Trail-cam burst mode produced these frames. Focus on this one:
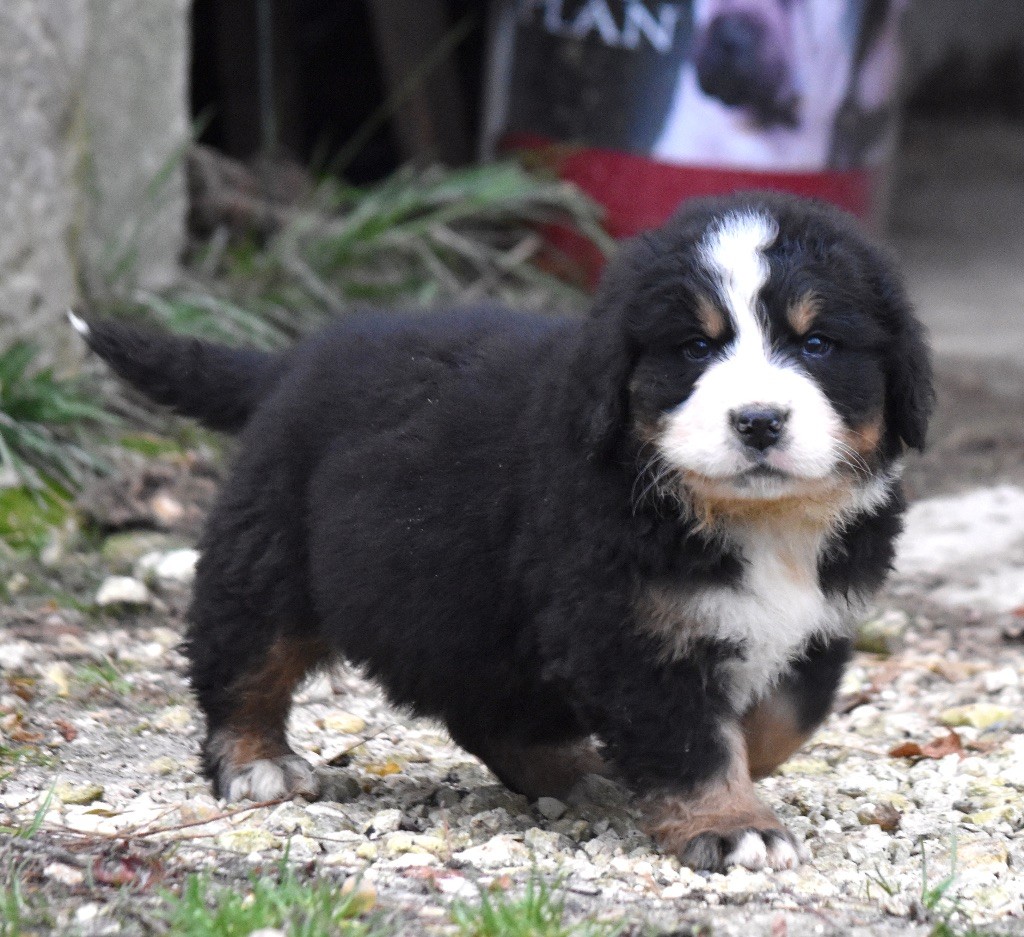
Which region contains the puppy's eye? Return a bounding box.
[682,338,713,361]
[802,334,833,357]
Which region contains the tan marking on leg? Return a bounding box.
[483,738,606,799]
[212,634,331,797]
[229,635,330,735]
[696,294,727,340]
[644,725,780,845]
[229,729,293,764]
[786,293,819,335]
[742,691,811,780]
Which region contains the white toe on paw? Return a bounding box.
[766,836,800,870]
[224,757,318,803]
[725,830,769,870]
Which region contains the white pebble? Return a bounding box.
[136,549,199,587]
[95,576,151,607]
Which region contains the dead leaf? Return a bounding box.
[929,660,977,682]
[859,802,902,832]
[9,726,44,744]
[489,875,513,892]
[7,676,37,702]
[53,719,78,742]
[340,877,376,914]
[836,690,874,714]
[889,730,964,761]
[91,855,164,891]
[402,867,461,890]
[362,760,402,777]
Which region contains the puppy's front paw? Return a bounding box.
[645,778,805,873]
[676,826,801,872]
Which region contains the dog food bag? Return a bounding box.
[483,0,907,257]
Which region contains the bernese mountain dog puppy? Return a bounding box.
[74,192,932,873]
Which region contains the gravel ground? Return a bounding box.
[1,370,1023,936]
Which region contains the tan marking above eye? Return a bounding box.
[786,294,819,336]
[695,295,727,340]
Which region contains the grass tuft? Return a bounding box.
[0,485,73,557]
[0,866,53,937]
[0,342,118,491]
[163,869,380,937]
[913,837,1008,937]
[107,160,610,354]
[451,876,616,937]
[0,877,27,937]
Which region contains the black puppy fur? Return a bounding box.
[78,192,931,872]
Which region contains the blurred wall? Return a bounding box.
[0,0,190,366]
[903,0,1024,118]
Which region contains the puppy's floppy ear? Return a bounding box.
[569,247,644,457]
[572,313,635,457]
[882,290,934,453]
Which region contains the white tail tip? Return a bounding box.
[67,309,90,337]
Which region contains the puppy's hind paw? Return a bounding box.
[222,755,321,803]
[682,827,802,873]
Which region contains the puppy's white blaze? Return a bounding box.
[725,830,769,870]
[67,309,90,337]
[700,211,775,358]
[658,211,844,483]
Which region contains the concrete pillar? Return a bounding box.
[0,1,88,364]
[0,0,190,367]
[80,0,191,298]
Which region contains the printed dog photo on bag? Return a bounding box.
[491,0,907,172]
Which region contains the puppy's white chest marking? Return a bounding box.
[644,522,846,711]
[713,523,844,710]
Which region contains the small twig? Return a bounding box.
[36,798,287,847]
[323,725,394,765]
[805,740,888,758]
[0,833,92,868]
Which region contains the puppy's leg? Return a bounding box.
[584,641,802,872]
[644,724,801,872]
[743,636,851,779]
[469,736,607,800]
[185,446,341,802]
[194,630,332,802]
[447,687,606,799]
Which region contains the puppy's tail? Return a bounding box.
[69,311,284,433]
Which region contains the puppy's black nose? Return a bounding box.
[731,407,788,451]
